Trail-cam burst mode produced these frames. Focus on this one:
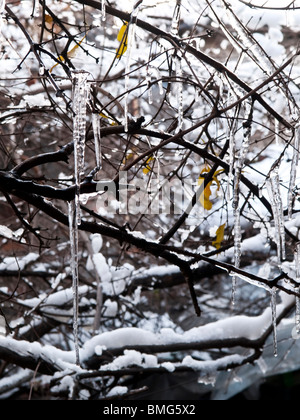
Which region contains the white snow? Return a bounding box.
[0,253,39,271]
[106,386,128,397]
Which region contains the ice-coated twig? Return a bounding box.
[220,0,275,77]
[288,124,300,219]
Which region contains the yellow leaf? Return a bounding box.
[50,34,87,73]
[122,151,135,165]
[212,223,226,249]
[198,166,223,210]
[143,156,154,175]
[116,22,128,58]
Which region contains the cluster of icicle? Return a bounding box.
[67,0,300,364]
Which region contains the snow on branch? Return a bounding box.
[0,292,294,380]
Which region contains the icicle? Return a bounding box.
[101,0,106,21]
[146,69,153,105]
[68,200,80,366]
[231,102,252,305]
[175,54,184,132]
[70,70,90,366]
[226,129,235,202]
[231,208,241,306]
[72,70,90,225]
[92,112,102,169]
[275,119,280,146]
[288,125,300,219]
[295,243,300,335]
[124,2,141,132]
[171,0,181,37]
[0,0,5,36]
[271,287,278,357]
[146,67,164,105]
[267,170,286,263]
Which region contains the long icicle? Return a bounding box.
[70,70,90,366]
[68,200,80,366]
[231,101,253,305]
[92,112,102,170]
[267,169,286,264]
[295,243,300,335]
[271,287,278,357]
[124,1,142,132]
[288,124,300,219]
[72,70,90,225]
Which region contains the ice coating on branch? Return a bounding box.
[220,0,275,77]
[72,71,90,225]
[267,170,286,263]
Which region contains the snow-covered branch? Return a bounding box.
[2,0,300,399]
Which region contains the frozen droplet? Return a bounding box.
[39,66,45,76]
